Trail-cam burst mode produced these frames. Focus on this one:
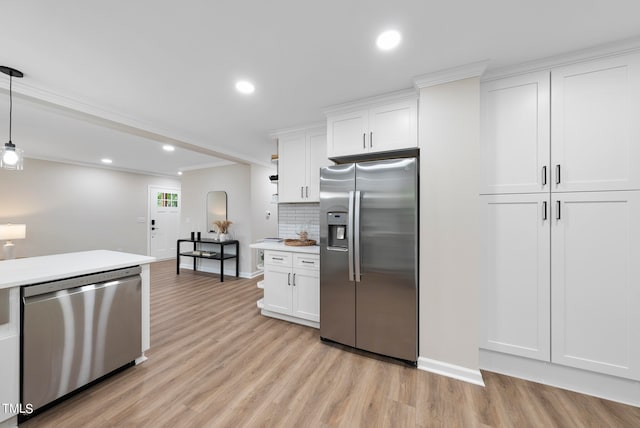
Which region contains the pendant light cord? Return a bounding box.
[8,73,12,142]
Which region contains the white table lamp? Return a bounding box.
[0,223,26,260]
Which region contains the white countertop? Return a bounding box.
[250,241,320,254]
[0,250,156,289]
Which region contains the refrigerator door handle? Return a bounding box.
[354,190,361,282]
[348,190,355,282]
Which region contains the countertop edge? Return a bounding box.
[250,242,320,254]
[0,250,156,289]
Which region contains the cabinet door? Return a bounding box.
[551,53,640,192]
[0,288,19,423]
[368,100,418,153]
[480,194,551,361]
[326,110,368,158]
[551,191,640,380]
[481,72,550,194]
[278,134,307,202]
[306,131,329,202]
[263,265,293,315]
[292,268,319,322]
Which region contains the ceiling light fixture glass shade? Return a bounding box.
[0,66,24,170]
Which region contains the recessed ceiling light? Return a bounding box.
[235,80,255,94]
[163,144,175,152]
[376,30,402,51]
[178,171,183,176]
[101,158,113,164]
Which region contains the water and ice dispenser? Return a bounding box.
[327,212,348,249]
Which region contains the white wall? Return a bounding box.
[250,164,278,269]
[0,158,180,258]
[418,78,481,373]
[180,163,276,277]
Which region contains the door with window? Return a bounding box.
[149,187,181,260]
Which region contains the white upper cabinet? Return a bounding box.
[551,52,640,192]
[326,110,369,158]
[480,193,551,361]
[306,130,329,201]
[278,128,330,203]
[481,71,550,194]
[367,101,418,153]
[326,92,418,159]
[551,191,640,380]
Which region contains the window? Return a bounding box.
[157,192,179,208]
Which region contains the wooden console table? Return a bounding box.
[176,239,239,282]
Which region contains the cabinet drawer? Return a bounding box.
[264,251,292,267]
[294,254,320,270]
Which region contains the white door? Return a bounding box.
[368,100,418,153]
[480,193,551,361]
[278,134,307,203]
[551,52,640,192]
[481,71,550,194]
[149,186,181,260]
[551,191,640,380]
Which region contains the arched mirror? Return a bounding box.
[207,191,227,232]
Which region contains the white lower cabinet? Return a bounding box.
[263,250,319,326]
[481,191,640,380]
[551,191,640,380]
[480,193,550,361]
[0,288,20,424]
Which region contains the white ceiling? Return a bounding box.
[1,1,640,176]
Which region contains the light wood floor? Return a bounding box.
[22,260,640,427]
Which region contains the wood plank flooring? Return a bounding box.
[21,260,640,427]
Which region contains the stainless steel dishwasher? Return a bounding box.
[21,266,142,415]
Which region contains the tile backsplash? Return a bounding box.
[278,203,320,241]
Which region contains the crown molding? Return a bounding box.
[322,88,417,116]
[413,60,489,89]
[482,35,640,82]
[268,121,326,140]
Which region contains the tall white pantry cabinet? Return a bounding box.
[480,51,640,382]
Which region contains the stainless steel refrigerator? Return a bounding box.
[319,157,418,363]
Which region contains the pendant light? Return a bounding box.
[0,66,24,170]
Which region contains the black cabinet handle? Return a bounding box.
[556,165,561,185]
[370,131,373,148]
[292,273,296,286]
[556,200,561,220]
[543,201,547,221]
[363,133,366,149]
[288,272,291,285]
[542,166,547,186]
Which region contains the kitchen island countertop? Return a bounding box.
[250,241,320,254]
[0,250,156,290]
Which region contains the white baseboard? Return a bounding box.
[418,357,485,386]
[260,309,319,329]
[135,354,148,365]
[480,349,640,407]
